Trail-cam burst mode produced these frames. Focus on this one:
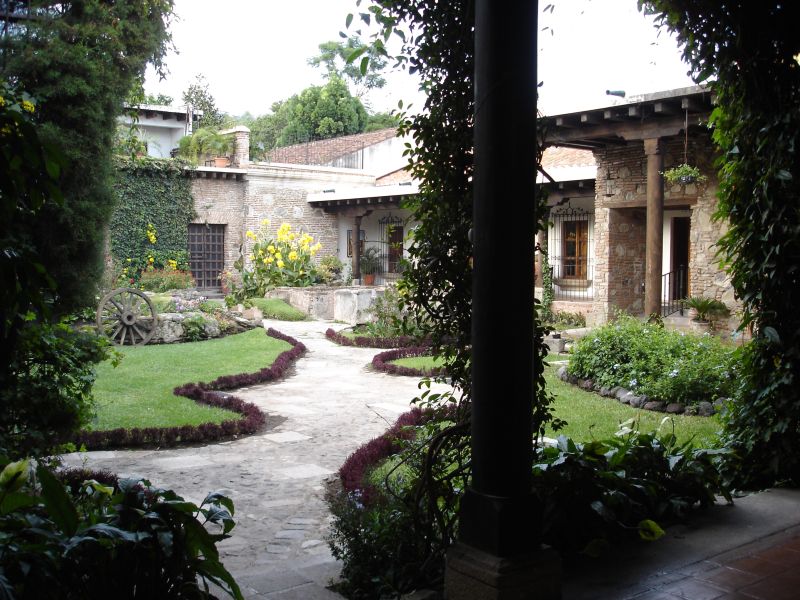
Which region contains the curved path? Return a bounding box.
[63,319,452,598]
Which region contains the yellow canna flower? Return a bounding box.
[263,258,268,264]
[266,256,274,264]
[288,251,298,261]
[21,100,35,113]
[277,260,285,269]
[267,245,275,254]
[246,230,256,240]
[0,96,5,107]
[261,218,270,226]
[275,252,282,261]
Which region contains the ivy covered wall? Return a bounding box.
[110,157,196,279]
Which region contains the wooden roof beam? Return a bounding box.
[654,100,680,115]
[555,115,580,128]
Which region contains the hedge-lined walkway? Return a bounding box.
[62,318,452,598]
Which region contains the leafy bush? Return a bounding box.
[317,255,345,285]
[363,286,427,339]
[327,413,730,598]
[567,315,739,405]
[0,459,242,600]
[137,267,194,292]
[236,221,321,294]
[182,315,208,342]
[0,322,111,459]
[547,310,586,329]
[683,296,730,322]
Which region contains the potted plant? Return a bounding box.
[359,246,382,285]
[683,296,730,323]
[177,128,232,166]
[662,163,707,185]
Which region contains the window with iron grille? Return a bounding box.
[547,204,594,300]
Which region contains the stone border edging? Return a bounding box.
[74,328,306,450]
[555,365,724,417]
[325,327,423,349]
[372,346,446,377]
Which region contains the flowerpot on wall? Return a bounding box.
[214,156,230,168]
[363,274,376,286]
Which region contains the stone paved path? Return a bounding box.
[62,319,452,598]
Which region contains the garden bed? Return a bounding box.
[75,328,305,449]
[325,327,424,349]
[371,347,446,377]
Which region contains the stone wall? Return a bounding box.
[191,164,375,279]
[590,135,734,325]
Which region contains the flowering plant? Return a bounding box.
[241,220,321,290]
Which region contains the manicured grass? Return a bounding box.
[246,297,307,321]
[391,355,447,373]
[91,329,292,430]
[544,364,722,447]
[379,355,722,447]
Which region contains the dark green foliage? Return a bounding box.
[0,460,242,599]
[275,77,368,147]
[182,74,225,129]
[568,314,738,406]
[0,0,175,312]
[0,323,111,459]
[308,35,388,96]
[365,112,400,132]
[137,268,194,293]
[327,417,729,597]
[110,157,196,282]
[641,1,800,487]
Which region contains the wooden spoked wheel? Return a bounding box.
[96,287,158,346]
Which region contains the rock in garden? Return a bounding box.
[600,386,614,397]
[684,405,699,416]
[579,379,594,391]
[698,401,715,417]
[628,394,645,408]
[615,388,630,401]
[665,402,685,414]
[643,401,666,412]
[556,365,568,381]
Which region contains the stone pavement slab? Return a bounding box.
[62,318,452,597]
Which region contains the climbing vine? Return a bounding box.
[110,156,196,282]
[641,1,800,488]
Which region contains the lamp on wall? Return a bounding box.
[606,90,626,98]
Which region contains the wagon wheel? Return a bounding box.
[96,287,158,346]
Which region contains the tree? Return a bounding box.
[0,0,175,312]
[182,74,224,129]
[144,92,174,105]
[365,111,400,132]
[269,77,367,148]
[308,35,388,98]
[641,1,800,488]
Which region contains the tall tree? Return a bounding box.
[641,1,800,488]
[182,73,224,129]
[0,0,175,311]
[308,35,388,98]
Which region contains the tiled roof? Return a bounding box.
[265,128,398,166]
[541,146,595,168]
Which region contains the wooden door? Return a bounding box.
[388,225,404,273]
[563,220,588,279]
[189,224,225,289]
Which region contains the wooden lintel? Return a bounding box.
[546,113,696,145]
[603,109,627,122]
[605,196,698,209]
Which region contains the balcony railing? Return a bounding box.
[661,266,688,317]
[549,262,594,301]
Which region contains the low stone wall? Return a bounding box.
[150,311,255,344]
[267,286,386,324]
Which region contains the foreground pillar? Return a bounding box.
[644,138,664,317]
[445,1,561,598]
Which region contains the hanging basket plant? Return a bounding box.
[663,163,707,185]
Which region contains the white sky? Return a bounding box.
[144,0,696,118]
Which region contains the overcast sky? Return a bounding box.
[143,0,696,118]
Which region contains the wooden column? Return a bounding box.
[446,1,560,597]
[352,215,362,282]
[644,137,664,317]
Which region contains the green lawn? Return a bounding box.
[90,329,291,430]
[246,298,307,321]
[391,355,447,373]
[383,355,722,447]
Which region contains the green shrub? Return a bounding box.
[0,459,242,599]
[317,255,345,285]
[137,268,194,292]
[182,315,208,342]
[567,315,739,405]
[362,286,426,339]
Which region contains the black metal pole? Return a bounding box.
[458,0,537,557]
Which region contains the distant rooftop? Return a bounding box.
[264,128,398,167]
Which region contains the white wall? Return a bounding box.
[661,209,692,275]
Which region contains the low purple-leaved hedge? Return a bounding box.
[325,327,425,349]
[338,408,431,506]
[372,346,446,377]
[74,328,306,450]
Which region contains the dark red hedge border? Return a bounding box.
[372,346,446,377]
[325,327,425,349]
[74,328,306,450]
[338,408,430,506]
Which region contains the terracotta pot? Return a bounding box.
[213,156,230,168]
[363,274,376,285]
